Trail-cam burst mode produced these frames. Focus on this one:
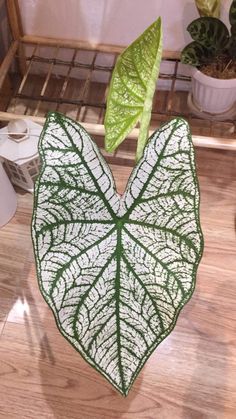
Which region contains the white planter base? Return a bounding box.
[192,69,236,114]
[187,92,236,125]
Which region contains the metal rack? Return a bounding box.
[0,0,235,165]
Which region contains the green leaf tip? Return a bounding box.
[104,17,163,161]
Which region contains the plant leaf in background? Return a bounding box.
[187,17,229,51]
[229,26,236,58]
[231,23,236,37]
[195,0,221,17]
[229,1,236,58]
[32,113,203,396]
[229,0,236,27]
[181,41,213,65]
[105,17,162,162]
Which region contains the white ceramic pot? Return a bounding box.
[0,160,17,227]
[191,68,236,114]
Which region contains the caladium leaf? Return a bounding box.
[181,41,213,66]
[32,112,203,396]
[104,17,162,162]
[187,17,229,51]
[195,0,221,17]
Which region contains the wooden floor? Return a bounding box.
[0,147,236,419]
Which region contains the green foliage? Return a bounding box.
[229,3,236,58]
[181,0,236,68]
[231,23,236,37]
[105,17,162,161]
[230,0,236,27]
[32,113,203,396]
[181,41,214,66]
[195,0,221,17]
[187,17,229,50]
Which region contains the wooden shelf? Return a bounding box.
[0,0,235,165]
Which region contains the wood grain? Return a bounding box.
[0,150,236,419]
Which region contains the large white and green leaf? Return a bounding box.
[32,112,203,396]
[104,17,162,161]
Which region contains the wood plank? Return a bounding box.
[6,0,27,74]
[0,41,18,90]
[21,35,181,59]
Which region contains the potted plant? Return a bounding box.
[181,0,236,114]
[32,18,204,395]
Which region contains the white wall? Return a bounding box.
[19,0,232,51]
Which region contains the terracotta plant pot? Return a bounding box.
[191,68,236,114]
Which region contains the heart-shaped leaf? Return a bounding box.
[32,112,203,396]
[181,41,214,66]
[104,17,162,161]
[187,17,229,51]
[195,0,221,17]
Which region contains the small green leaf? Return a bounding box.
[105,17,162,161]
[195,0,221,17]
[32,112,203,396]
[181,41,213,66]
[230,0,236,26]
[188,17,229,51]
